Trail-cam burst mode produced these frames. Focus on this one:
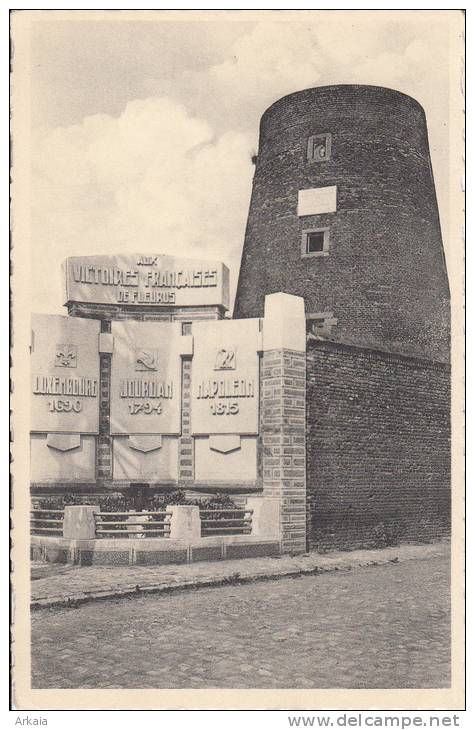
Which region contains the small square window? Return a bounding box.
[307,133,331,162]
[181,322,192,335]
[307,231,325,253]
[301,228,330,258]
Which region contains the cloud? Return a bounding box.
[171,21,446,133]
[171,23,326,139]
[31,97,254,313]
[207,23,324,101]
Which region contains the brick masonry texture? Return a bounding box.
[306,340,451,551]
[225,543,281,559]
[96,349,112,481]
[135,549,188,565]
[234,85,450,363]
[178,358,193,483]
[260,349,306,553]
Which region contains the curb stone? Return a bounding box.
[30,542,449,611]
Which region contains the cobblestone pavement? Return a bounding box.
[31,542,448,608]
[31,554,450,689]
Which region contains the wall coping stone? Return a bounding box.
[306,338,450,370]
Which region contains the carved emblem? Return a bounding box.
[214,348,236,370]
[55,344,77,368]
[135,349,158,371]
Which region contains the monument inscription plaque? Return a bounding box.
[63,254,230,310]
[110,321,182,435]
[191,319,261,435]
[31,314,100,434]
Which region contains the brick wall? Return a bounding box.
[235,85,450,363]
[306,340,451,551]
[96,319,113,482]
[178,358,193,483]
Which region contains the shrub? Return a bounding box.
[33,490,241,515]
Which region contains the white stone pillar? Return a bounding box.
[246,496,280,539]
[168,504,201,541]
[63,505,99,540]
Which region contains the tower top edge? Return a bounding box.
[261,84,425,121]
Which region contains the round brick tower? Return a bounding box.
[234,85,450,362]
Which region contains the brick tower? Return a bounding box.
[235,85,451,550]
[234,85,450,363]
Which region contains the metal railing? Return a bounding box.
[30,508,64,536]
[200,508,253,537]
[94,511,172,538]
[30,506,255,539]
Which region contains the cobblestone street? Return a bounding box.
[31,554,450,689]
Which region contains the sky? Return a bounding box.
[20,10,461,314]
